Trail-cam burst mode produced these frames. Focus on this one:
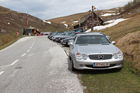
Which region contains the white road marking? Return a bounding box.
[26,41,35,54]
[26,49,30,53]
[0,71,5,75]
[10,59,19,66]
[31,41,35,48]
[29,47,32,49]
[0,59,19,69]
[28,53,34,57]
[21,53,27,57]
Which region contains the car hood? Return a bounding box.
[76,44,120,54]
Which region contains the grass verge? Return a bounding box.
[79,61,140,93]
[0,36,22,50]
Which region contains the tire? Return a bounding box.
[66,42,68,47]
[68,57,76,71]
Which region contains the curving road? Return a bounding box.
[0,36,83,93]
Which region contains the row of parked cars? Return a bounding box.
[48,29,124,71]
[48,29,84,46]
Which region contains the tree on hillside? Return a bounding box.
[124,0,140,11]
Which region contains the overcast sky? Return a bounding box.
[0,0,133,20]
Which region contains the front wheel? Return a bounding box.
[68,57,76,71]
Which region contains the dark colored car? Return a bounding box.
[53,32,76,43]
[48,32,62,40]
[61,37,75,47]
[48,32,57,40]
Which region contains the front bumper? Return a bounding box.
[73,59,123,70]
[61,41,67,45]
[56,38,65,42]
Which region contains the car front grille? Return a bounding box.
[89,54,112,60]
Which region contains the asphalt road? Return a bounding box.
[0,36,83,93]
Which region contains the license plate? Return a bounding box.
[93,63,110,67]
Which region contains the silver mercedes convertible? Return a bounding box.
[68,32,124,71]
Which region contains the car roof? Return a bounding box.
[76,32,104,36]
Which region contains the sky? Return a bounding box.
[0,0,133,20]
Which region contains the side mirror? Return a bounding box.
[106,36,111,40]
[68,40,74,46]
[112,41,116,45]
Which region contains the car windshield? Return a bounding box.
[63,32,75,36]
[55,32,63,35]
[76,35,110,44]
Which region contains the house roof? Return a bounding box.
[73,11,103,27]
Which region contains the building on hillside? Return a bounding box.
[73,11,104,31]
[23,27,40,36]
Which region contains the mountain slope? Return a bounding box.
[49,12,89,26]
[100,12,140,73]
[49,8,121,27]
[49,1,140,28]
[0,6,67,47]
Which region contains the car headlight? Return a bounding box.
[113,51,123,59]
[76,53,88,60]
